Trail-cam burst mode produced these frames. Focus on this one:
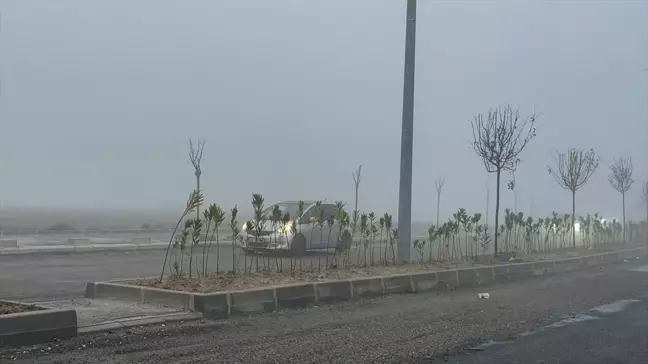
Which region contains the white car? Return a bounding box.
[241,201,351,256]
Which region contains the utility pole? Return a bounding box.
[397,0,417,264]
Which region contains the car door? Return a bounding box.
[298,204,337,250]
[312,204,336,249]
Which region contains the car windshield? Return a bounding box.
[261,203,305,220]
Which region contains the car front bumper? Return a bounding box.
[242,234,291,252]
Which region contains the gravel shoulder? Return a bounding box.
[3,260,647,363]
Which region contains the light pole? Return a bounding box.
[397,0,417,263]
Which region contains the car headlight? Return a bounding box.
[279,220,294,233]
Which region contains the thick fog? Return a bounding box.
[1,0,647,223]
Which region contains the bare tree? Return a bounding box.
[642,181,648,243]
[548,148,601,248]
[189,139,206,218]
[434,177,445,226]
[471,105,538,256]
[608,157,634,242]
[352,165,363,213]
[643,181,648,247]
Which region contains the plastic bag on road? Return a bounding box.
[478,293,490,299]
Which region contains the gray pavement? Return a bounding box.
[0,247,377,301]
[35,298,188,328]
[433,297,648,364]
[0,248,237,301]
[2,259,646,363]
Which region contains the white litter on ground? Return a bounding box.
[478,293,490,299]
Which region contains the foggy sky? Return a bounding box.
[1,0,647,222]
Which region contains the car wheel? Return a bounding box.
[290,234,306,257]
[336,230,352,252]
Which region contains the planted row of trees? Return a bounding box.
[469,104,643,256]
[156,107,646,281]
[157,185,637,283]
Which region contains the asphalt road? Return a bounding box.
[0,247,387,301]
[0,249,182,301]
[2,259,647,363]
[433,297,648,364]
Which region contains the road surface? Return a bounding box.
[0,247,387,301]
[432,297,648,363]
[2,259,646,363]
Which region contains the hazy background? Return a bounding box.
[1,0,647,230]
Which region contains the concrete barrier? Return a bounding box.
[229,288,276,314]
[584,255,598,267]
[506,262,535,281]
[85,247,646,320]
[456,268,479,287]
[275,283,316,309]
[316,280,352,302]
[532,261,554,276]
[437,270,459,291]
[0,240,19,249]
[475,267,495,285]
[93,282,143,301]
[0,300,77,347]
[142,287,194,310]
[493,265,509,283]
[193,293,229,319]
[554,257,582,273]
[383,274,413,294]
[411,272,438,292]
[351,277,384,298]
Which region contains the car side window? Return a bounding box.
[322,204,336,222]
[299,206,314,224]
[299,204,336,224]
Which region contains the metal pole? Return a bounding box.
[397,0,417,263]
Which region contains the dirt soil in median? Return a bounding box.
[134,246,624,293]
[0,302,38,315]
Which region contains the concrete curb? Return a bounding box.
[77,312,202,335]
[85,247,647,319]
[0,300,77,347]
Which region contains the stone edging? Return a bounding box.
[0,300,78,347]
[85,247,647,319]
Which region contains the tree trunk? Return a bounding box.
[645,194,648,249]
[572,190,576,248]
[354,185,359,213]
[196,176,201,219]
[485,187,490,227]
[436,191,441,226]
[494,169,501,257]
[622,191,626,243]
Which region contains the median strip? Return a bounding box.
[84,247,647,319]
